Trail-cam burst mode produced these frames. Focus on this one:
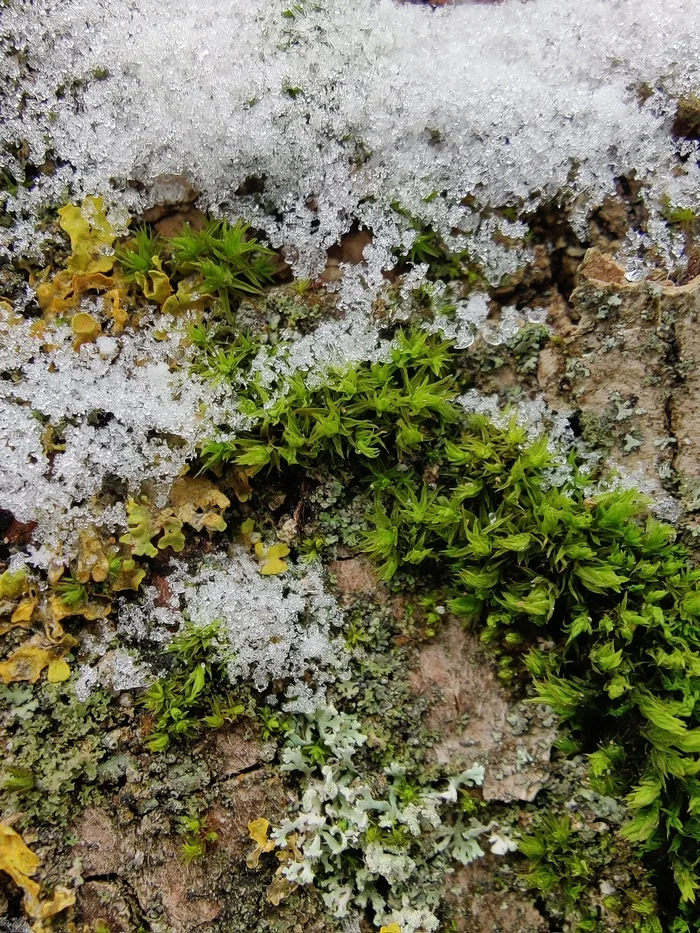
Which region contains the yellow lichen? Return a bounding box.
[0,599,37,636]
[162,277,206,316]
[48,594,111,626]
[110,558,146,593]
[35,267,130,332]
[240,518,257,546]
[255,541,290,576]
[119,498,161,557]
[0,567,28,600]
[10,598,38,625]
[0,633,76,685]
[121,481,230,558]
[103,287,129,332]
[135,255,173,304]
[34,269,73,316]
[71,311,101,349]
[46,657,71,683]
[170,476,230,532]
[228,467,253,503]
[74,526,111,584]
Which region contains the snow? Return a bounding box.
[0,0,695,557]
[1,0,700,283]
[0,305,239,560]
[111,551,348,711]
[181,551,348,711]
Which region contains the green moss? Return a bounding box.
[113,216,277,324]
[177,811,219,862]
[115,225,161,281]
[518,808,662,933]
[142,619,247,751]
[199,330,458,475]
[190,326,700,929]
[167,219,276,323]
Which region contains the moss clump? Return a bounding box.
[199,330,459,475]
[142,619,246,751]
[518,808,661,933]
[193,327,700,929]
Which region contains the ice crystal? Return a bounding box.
[250,307,391,393]
[424,292,531,349]
[2,0,700,281]
[153,551,349,712]
[0,307,237,559]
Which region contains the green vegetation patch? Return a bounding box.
[193,327,700,930]
[142,619,246,751]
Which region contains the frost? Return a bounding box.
[74,648,150,700]
[2,0,700,280]
[249,307,391,393]
[424,293,490,349]
[117,587,182,646]
[457,389,576,454]
[140,551,349,712]
[0,306,238,559]
[73,665,100,703]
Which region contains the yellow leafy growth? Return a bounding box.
[121,480,230,558]
[0,822,75,931]
[162,278,207,316]
[255,541,290,576]
[170,476,231,532]
[246,818,276,869]
[0,633,76,685]
[57,195,116,274]
[48,594,111,626]
[35,268,129,331]
[135,255,173,304]
[74,526,111,584]
[70,526,144,592]
[0,567,28,600]
[0,598,39,637]
[71,311,101,349]
[47,657,71,683]
[110,558,146,593]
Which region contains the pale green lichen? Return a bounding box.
[252,706,488,932]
